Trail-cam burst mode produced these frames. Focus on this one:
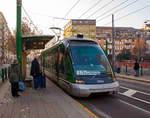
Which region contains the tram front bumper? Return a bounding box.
[71,81,119,97]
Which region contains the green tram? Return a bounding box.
[40,37,119,97]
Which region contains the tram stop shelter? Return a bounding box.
[21,35,54,81]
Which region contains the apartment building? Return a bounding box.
[96,26,146,56]
[63,19,96,40]
[141,22,150,59]
[0,12,12,64]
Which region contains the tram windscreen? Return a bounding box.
[70,44,114,83]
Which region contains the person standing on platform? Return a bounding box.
[134,60,140,77]
[30,57,40,89]
[9,59,21,97]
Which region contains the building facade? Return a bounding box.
[0,12,13,64]
[141,22,150,59]
[96,26,146,58]
[63,19,96,40]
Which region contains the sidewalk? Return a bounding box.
[116,73,150,84]
[0,78,95,118]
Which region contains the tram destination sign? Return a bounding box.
[22,35,54,50]
[25,41,45,50]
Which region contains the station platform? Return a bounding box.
[0,78,94,118]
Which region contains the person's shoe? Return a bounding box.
[16,94,20,97]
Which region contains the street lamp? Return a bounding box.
[49,27,62,41]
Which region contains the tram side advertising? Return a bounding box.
[39,38,119,97]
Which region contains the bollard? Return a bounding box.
[125,65,128,74]
[2,68,5,82]
[140,66,143,76]
[8,66,11,78]
[5,68,7,80]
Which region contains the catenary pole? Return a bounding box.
[112,14,115,71]
[16,0,22,76]
[105,38,108,56]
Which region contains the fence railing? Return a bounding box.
[116,62,150,76]
[0,64,11,83]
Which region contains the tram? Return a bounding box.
[40,37,119,97]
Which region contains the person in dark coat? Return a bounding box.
[30,57,40,89]
[30,57,40,77]
[134,60,140,76]
[9,59,21,97]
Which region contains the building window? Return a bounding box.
[91,33,95,36]
[73,21,77,24]
[73,27,78,30]
[85,21,88,24]
[73,34,77,37]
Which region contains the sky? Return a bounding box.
[0,0,150,35]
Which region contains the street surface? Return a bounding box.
[74,78,150,118]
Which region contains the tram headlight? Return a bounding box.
[109,73,116,82]
[112,77,116,82]
[75,78,85,84]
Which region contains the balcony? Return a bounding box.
[125,42,130,45]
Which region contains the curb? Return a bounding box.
[116,74,150,84]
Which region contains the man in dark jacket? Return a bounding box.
[134,60,140,76]
[9,59,20,97]
[30,57,40,77]
[30,57,40,89]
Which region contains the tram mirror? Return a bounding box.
[65,48,70,55]
[60,47,65,54]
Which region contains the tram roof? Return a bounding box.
[22,35,55,50]
[62,37,97,46]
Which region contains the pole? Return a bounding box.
[105,38,108,56]
[16,0,22,76]
[112,14,115,71]
[138,33,140,62]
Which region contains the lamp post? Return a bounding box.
[16,0,22,65]
[112,14,115,71]
[49,27,61,41]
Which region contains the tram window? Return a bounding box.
[58,52,64,73]
[64,55,71,75]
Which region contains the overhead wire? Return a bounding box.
[64,0,81,18]
[24,11,70,20]
[97,0,140,23]
[104,4,150,26]
[22,6,39,33]
[78,0,103,18]
[95,0,129,19]
[58,0,81,27]
[86,0,115,19]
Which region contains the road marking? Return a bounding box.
[122,89,137,97]
[119,92,150,105]
[74,100,99,118]
[119,99,150,114]
[74,99,112,118]
[120,86,150,96]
